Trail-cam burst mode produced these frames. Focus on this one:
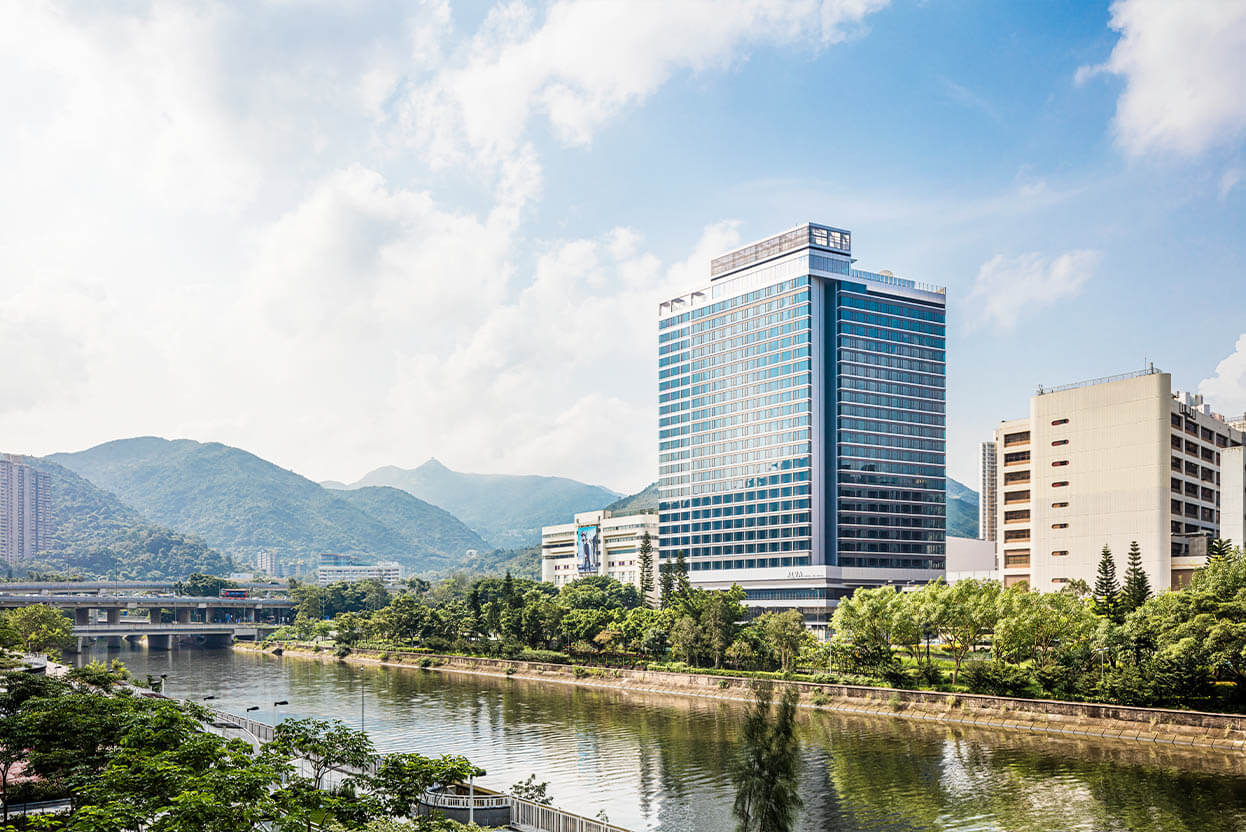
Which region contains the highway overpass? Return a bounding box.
[0,593,296,652]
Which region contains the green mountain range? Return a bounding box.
[20,457,233,580]
[49,438,487,574]
[334,458,621,549]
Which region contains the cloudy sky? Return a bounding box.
[2,0,1245,494]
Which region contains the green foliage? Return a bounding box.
[173,572,236,597]
[1093,544,1121,622]
[732,683,803,832]
[603,482,660,514]
[1120,540,1152,614]
[0,604,74,656]
[48,437,486,574]
[638,531,655,601]
[368,752,483,819]
[510,773,553,805]
[21,457,233,580]
[961,661,1034,697]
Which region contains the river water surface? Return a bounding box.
[77,646,1246,832]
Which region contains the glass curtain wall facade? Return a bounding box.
[657,224,946,633]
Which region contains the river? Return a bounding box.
[76,645,1246,832]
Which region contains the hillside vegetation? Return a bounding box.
[342,458,620,548]
[20,457,233,579]
[49,438,487,574]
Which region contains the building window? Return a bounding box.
[1004,550,1030,568]
[1004,489,1030,503]
[1051,501,1069,508]
[1052,550,1069,557]
[1004,529,1030,542]
[1052,481,1069,487]
[1052,439,1069,446]
[1051,418,1069,426]
[1004,470,1030,484]
[1052,460,1069,467]
[1052,523,1068,529]
[1004,451,1030,465]
[1004,431,1030,446]
[1004,509,1030,523]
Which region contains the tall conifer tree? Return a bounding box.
[1092,544,1121,622]
[1120,540,1151,614]
[638,532,655,604]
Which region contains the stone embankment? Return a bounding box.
[236,643,1246,751]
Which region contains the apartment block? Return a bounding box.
[0,455,51,566]
[979,441,997,542]
[541,510,659,601]
[992,368,1245,591]
[657,223,947,636]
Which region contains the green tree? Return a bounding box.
[659,562,675,609]
[701,589,745,668]
[926,579,1001,684]
[1093,544,1121,622]
[368,752,483,820]
[674,552,691,595]
[831,586,902,672]
[732,683,802,832]
[271,717,376,791]
[173,572,236,597]
[511,773,553,805]
[638,531,656,603]
[669,615,702,664]
[759,610,808,674]
[0,604,74,656]
[994,587,1098,669]
[1121,540,1152,614]
[1207,537,1234,565]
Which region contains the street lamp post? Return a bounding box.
[273,700,288,727]
[159,674,167,694]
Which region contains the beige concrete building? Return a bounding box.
[541,509,659,600]
[0,455,51,566]
[992,368,1245,592]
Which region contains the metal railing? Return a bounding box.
[1036,365,1160,396]
[511,798,631,832]
[422,789,511,810]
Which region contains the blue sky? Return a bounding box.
[2,0,1244,493]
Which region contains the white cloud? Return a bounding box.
[0,0,885,492]
[1078,0,1246,157]
[964,250,1100,333]
[398,0,889,168]
[1200,334,1246,416]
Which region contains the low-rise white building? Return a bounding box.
[541,510,659,601]
[317,561,403,586]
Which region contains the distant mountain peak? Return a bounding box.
[417,457,449,472]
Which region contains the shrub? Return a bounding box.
[420,657,433,668]
[517,648,571,664]
[888,693,903,711]
[810,692,830,706]
[335,647,352,659]
[916,662,945,688]
[505,667,517,676]
[962,661,1034,697]
[717,679,730,689]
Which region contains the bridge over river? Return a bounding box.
[0,593,296,651]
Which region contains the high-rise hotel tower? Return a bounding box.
[657,223,946,636]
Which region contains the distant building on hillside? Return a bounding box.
[541,510,659,601]
[979,441,997,543]
[0,455,51,566]
[319,552,363,568]
[990,367,1246,592]
[317,561,403,586]
[256,550,279,575]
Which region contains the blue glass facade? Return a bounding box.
[657,224,945,593]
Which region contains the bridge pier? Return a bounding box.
[203,633,232,648]
[146,634,172,651]
[105,636,123,650]
[106,608,120,625]
[75,608,92,626]
[176,607,191,624]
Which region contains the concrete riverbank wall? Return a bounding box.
[235,642,1246,752]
